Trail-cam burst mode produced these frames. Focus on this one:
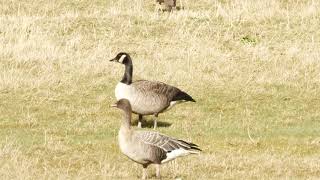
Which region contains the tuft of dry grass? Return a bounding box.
[1,0,320,179]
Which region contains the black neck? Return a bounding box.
[120,57,133,85]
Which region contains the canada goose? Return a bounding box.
[111,99,201,179]
[156,0,176,11]
[109,52,195,129]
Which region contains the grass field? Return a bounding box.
[1,0,320,179]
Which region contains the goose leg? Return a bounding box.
[142,165,148,179]
[155,1,161,11]
[153,114,158,129]
[138,114,143,128]
[155,164,161,179]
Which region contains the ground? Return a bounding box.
[0,0,320,179]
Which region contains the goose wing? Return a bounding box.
[134,130,201,163]
[132,80,195,102]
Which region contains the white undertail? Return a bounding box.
[161,148,199,163]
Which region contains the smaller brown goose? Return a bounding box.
[156,0,176,11]
[111,99,201,179]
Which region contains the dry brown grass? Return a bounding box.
[1,0,320,179]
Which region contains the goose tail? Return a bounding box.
[177,139,202,153]
[161,140,201,164]
[173,91,196,102]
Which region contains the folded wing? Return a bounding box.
[132,80,195,103]
[134,131,201,164]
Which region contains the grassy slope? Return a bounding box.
[0,0,320,179]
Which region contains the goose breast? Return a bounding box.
[118,128,164,164]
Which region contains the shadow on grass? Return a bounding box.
[176,6,184,11]
[131,119,172,128]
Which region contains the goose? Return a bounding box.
[156,0,176,11]
[109,52,195,129]
[111,99,201,179]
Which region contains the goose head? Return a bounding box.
[111,98,132,112]
[109,52,132,65]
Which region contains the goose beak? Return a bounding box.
[110,103,117,107]
[109,58,116,62]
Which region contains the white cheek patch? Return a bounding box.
[119,55,126,63]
